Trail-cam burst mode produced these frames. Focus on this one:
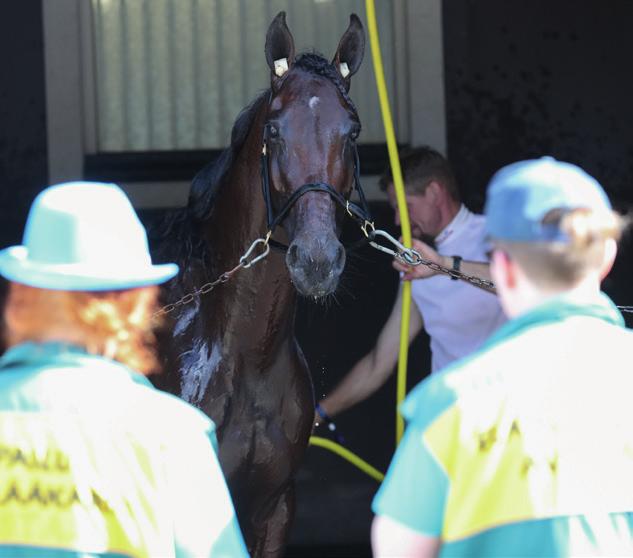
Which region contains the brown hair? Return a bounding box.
[494,207,624,288]
[378,146,460,201]
[4,283,162,375]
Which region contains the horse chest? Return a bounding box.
[174,318,309,419]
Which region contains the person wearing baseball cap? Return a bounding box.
[0,182,247,557]
[372,157,633,557]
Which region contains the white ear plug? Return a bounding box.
[339,62,350,78]
[274,58,289,77]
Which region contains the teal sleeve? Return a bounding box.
[204,425,249,557]
[207,423,220,453]
[211,518,250,558]
[172,419,249,557]
[204,424,249,557]
[372,420,448,536]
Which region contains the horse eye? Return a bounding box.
[349,127,360,141]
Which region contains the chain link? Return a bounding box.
[367,230,633,307]
[153,236,271,319]
[154,220,632,317]
[368,229,496,292]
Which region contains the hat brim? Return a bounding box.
[0,246,179,291]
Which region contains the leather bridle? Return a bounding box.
[259,134,374,252]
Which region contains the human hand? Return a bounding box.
[313,410,322,432]
[313,403,330,432]
[392,238,451,281]
[313,404,343,442]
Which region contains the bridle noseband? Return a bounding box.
[260,138,374,252]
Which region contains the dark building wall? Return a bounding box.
[443,0,633,323]
[443,0,633,211]
[0,0,48,248]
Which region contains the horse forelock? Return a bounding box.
[293,52,360,122]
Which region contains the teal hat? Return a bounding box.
[0,181,179,290]
[484,156,612,242]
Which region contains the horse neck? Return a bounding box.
[203,110,298,339]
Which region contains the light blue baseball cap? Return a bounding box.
[484,156,612,242]
[0,181,179,290]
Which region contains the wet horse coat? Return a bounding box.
[151,13,365,557]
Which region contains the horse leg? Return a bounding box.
[251,482,296,558]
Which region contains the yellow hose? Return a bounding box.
[365,0,411,445]
[309,436,385,483]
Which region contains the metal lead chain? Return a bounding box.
[368,229,496,292]
[154,235,271,318]
[240,234,271,268]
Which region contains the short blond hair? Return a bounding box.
[493,207,624,288]
[4,283,162,376]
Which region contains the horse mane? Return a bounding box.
[149,52,357,271]
[148,91,269,269]
[188,92,271,221]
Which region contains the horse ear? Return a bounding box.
[265,12,296,87]
[332,14,365,90]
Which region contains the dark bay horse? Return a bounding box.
[150,12,365,557]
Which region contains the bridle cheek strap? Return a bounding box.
[260,142,373,252]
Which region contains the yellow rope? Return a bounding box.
[309,436,385,483]
[365,0,411,445]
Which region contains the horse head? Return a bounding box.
[262,12,365,298]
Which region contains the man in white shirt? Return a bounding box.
[316,146,506,424]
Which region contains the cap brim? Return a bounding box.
[0,246,179,291]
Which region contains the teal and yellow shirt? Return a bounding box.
[0,342,248,558]
[373,294,633,556]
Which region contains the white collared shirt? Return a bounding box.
[410,205,506,373]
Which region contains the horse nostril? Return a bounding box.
[287,244,300,268]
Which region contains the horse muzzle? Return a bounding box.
[286,235,345,297]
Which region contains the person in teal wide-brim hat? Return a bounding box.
[372,157,633,558]
[0,181,248,558]
[0,181,178,290]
